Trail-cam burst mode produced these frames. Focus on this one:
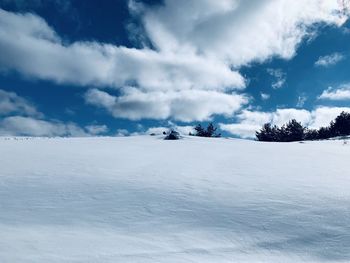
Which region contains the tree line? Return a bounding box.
[256,111,350,142]
[191,123,221,138]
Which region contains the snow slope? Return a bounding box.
[0,136,350,262]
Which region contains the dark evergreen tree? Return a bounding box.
[206,123,221,137]
[304,129,318,140]
[256,123,279,141]
[275,126,286,142]
[194,123,221,137]
[256,120,304,142]
[317,126,332,140]
[256,111,350,142]
[282,119,305,142]
[331,111,350,136]
[194,124,206,137]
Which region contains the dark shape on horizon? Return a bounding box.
[256,111,350,142]
[193,123,221,138]
[255,123,279,142]
[331,111,350,137]
[164,130,180,140]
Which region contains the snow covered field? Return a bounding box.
[0,136,350,262]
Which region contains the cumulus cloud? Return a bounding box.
[170,125,195,135]
[309,106,350,128]
[0,2,348,121]
[220,107,350,138]
[85,88,248,122]
[0,116,111,137]
[116,129,130,137]
[318,84,350,100]
[85,124,109,135]
[272,108,312,126]
[145,126,168,135]
[0,89,40,117]
[0,116,88,137]
[220,123,261,139]
[141,0,347,66]
[0,8,244,92]
[315,52,345,67]
[220,108,310,138]
[0,89,107,137]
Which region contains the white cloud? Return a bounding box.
[309,106,350,128]
[172,125,195,135]
[272,108,312,126]
[85,124,109,135]
[0,89,108,137]
[0,8,244,92]
[0,116,88,137]
[315,52,345,67]
[0,116,111,137]
[260,93,270,100]
[116,129,129,137]
[220,107,350,138]
[0,2,348,121]
[142,0,347,66]
[220,123,261,139]
[318,84,350,100]
[267,69,286,89]
[146,126,168,135]
[85,88,248,122]
[220,108,310,138]
[0,89,40,116]
[296,95,307,108]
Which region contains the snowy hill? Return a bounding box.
[0,136,350,262]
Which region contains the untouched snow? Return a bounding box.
[0,136,350,262]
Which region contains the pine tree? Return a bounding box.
[317,126,332,140]
[304,129,318,140]
[194,124,206,137]
[194,123,221,137]
[256,111,350,142]
[283,119,305,142]
[206,123,221,137]
[332,111,350,136]
[256,123,279,141]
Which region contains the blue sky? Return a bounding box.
[0,0,350,137]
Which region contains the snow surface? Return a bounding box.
[0,136,350,262]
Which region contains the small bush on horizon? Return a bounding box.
[164,130,181,140]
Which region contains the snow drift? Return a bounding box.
[0,136,349,262]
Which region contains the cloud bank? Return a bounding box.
[0,89,108,137]
[0,116,88,137]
